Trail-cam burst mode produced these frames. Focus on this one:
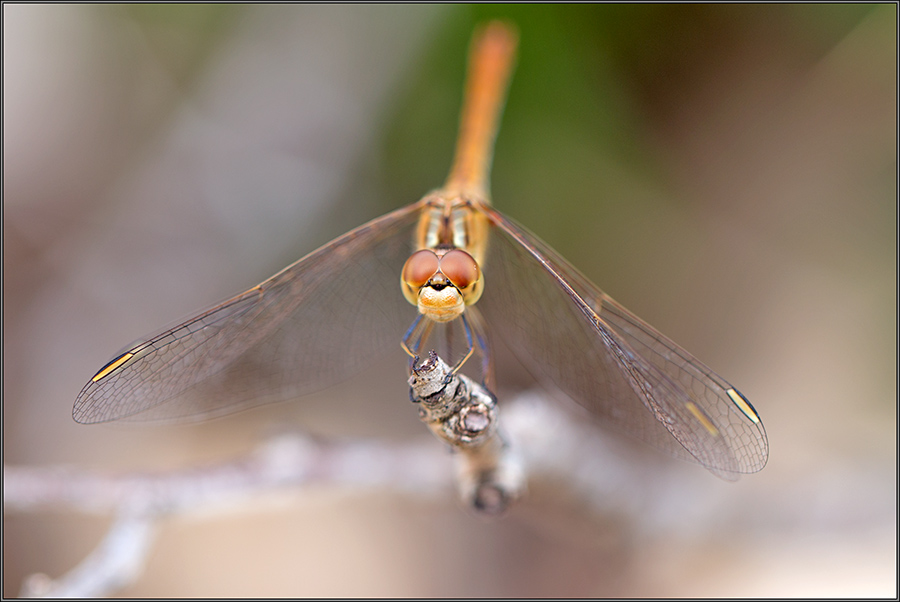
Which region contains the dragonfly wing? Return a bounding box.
[74,201,425,423]
[588,293,768,474]
[477,205,768,478]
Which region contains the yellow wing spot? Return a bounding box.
[91,352,135,382]
[726,388,760,424]
[685,401,720,437]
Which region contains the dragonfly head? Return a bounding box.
[402,248,484,322]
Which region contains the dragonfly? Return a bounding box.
[74,21,768,481]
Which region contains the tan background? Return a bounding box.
[4,4,896,597]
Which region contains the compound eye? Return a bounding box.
[402,250,440,289]
[440,249,479,289]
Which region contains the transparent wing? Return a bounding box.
[74,201,425,423]
[477,205,768,478]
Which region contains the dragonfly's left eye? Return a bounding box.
[402,249,441,306]
[440,249,479,289]
[403,250,440,288]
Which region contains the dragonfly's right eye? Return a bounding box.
[402,249,440,305]
[439,249,479,289]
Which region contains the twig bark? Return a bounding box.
[5,432,456,597]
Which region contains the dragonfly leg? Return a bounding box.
[466,306,494,390]
[402,314,435,372]
[403,311,491,384]
[447,313,477,382]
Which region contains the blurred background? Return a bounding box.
[4,4,895,597]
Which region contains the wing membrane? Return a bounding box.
[477,205,768,477]
[74,202,425,423]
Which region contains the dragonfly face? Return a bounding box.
[401,246,483,322]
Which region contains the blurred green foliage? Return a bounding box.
[116,4,245,86]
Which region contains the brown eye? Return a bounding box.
[440,249,479,289]
[402,250,440,288]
